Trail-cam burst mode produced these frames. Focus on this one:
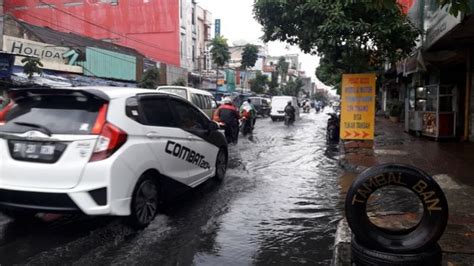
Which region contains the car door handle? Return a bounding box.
[146,132,161,139]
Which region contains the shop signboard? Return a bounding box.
[423,0,461,49]
[3,36,82,73]
[215,19,221,37]
[340,73,376,140]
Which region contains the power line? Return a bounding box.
[37,0,182,56]
[10,14,139,65]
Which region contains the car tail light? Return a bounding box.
[90,104,127,162]
[0,102,14,126]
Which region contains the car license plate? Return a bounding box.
[8,141,64,163]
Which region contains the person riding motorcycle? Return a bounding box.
[303,100,311,113]
[213,97,240,144]
[284,101,296,123]
[240,99,257,128]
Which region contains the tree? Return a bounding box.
[281,78,304,97]
[241,44,259,70]
[313,90,329,106]
[210,36,231,68]
[275,57,289,84]
[248,71,268,94]
[254,1,420,92]
[21,57,43,79]
[138,67,160,89]
[172,77,187,86]
[268,69,280,96]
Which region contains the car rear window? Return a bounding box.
[0,95,103,135]
[159,88,187,99]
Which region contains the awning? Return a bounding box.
[10,66,137,88]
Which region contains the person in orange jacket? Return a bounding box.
[213,97,240,144]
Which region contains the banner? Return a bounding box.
[340,73,376,140]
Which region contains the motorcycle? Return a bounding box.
[240,110,253,136]
[284,113,295,127]
[326,112,340,142]
[217,121,239,144]
[303,105,310,113]
[315,106,321,113]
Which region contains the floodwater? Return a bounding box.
[0,109,343,265]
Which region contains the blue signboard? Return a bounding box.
[215,19,221,37]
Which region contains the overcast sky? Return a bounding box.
[196,0,330,89]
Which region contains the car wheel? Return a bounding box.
[214,148,227,182]
[128,175,159,229]
[271,116,277,122]
[1,209,37,222]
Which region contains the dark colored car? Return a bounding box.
[248,97,271,117]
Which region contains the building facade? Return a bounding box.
[391,0,474,141]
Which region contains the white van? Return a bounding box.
[270,96,300,121]
[157,86,217,118]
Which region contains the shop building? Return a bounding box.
[389,0,474,141]
[1,15,144,86]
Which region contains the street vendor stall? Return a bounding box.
[407,84,457,139]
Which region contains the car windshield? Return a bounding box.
[159,88,187,99]
[0,95,103,135]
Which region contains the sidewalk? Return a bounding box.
[334,117,474,265]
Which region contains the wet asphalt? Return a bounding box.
[0,108,343,265]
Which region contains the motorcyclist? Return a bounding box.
[304,100,311,112]
[240,99,257,128]
[213,97,240,144]
[284,101,296,123]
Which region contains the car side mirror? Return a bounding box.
[208,121,219,132]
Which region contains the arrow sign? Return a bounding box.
[362,131,369,138]
[353,131,361,138]
[345,131,351,138]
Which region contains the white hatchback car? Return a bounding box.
[0,87,228,228]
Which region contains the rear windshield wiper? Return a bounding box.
[13,122,53,137]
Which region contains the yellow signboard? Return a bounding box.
[340,73,376,140]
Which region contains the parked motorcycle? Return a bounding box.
[327,112,340,142]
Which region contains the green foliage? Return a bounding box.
[254,0,421,92]
[281,78,304,97]
[172,77,187,86]
[249,71,268,94]
[268,71,280,96]
[388,100,403,117]
[210,36,231,68]
[432,0,470,16]
[241,44,260,70]
[21,57,43,79]
[313,91,329,105]
[275,57,289,83]
[138,67,160,89]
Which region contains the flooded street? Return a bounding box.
[0,109,343,265]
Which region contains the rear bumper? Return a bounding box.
[0,189,80,213]
[0,187,111,215]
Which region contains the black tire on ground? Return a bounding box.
[271,116,277,122]
[1,209,37,221]
[214,148,227,182]
[128,174,160,229]
[345,164,449,253]
[351,235,442,266]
